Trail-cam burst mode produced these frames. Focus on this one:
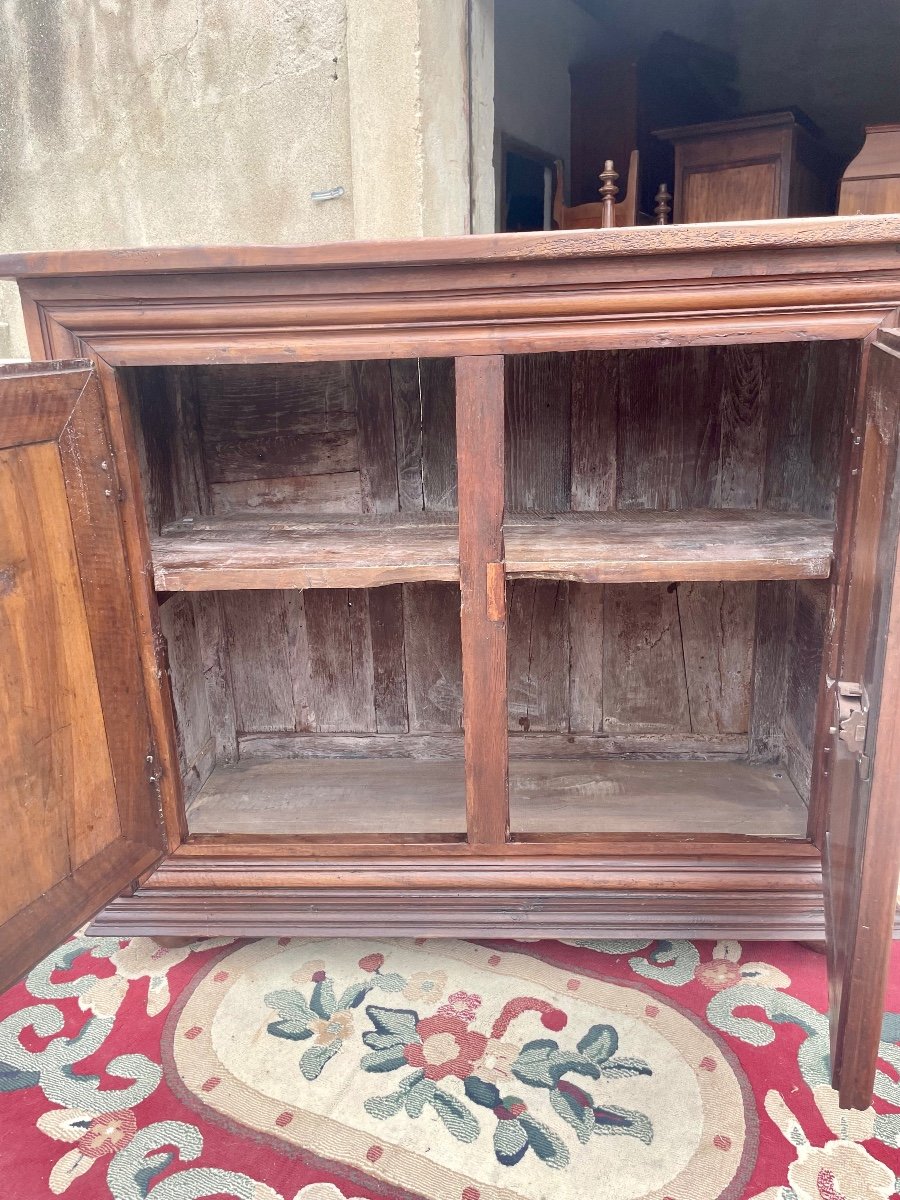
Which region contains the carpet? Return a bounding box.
[1,934,899,1200]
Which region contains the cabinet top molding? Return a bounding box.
[3,214,900,280]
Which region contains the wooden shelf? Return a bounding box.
[152,514,459,590]
[504,510,834,583]
[185,756,808,838]
[152,509,834,591]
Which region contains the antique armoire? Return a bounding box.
[2,215,900,1108]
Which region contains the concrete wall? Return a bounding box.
[0,0,471,357]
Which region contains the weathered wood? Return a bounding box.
[616,347,720,510]
[568,583,604,733]
[570,351,617,511]
[457,355,509,845]
[158,595,212,783]
[603,583,692,733]
[510,759,808,836]
[207,426,358,484]
[237,730,749,761]
[151,509,833,591]
[152,514,459,590]
[187,759,466,835]
[504,510,834,582]
[505,353,571,511]
[507,581,569,732]
[353,359,399,514]
[219,591,296,733]
[420,358,458,511]
[191,592,239,763]
[403,583,463,732]
[749,582,795,761]
[390,360,425,511]
[304,589,376,733]
[678,582,756,734]
[368,585,409,733]
[209,471,362,515]
[784,580,828,801]
[196,362,354,439]
[182,757,806,839]
[718,344,770,507]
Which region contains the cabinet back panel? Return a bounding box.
[142,344,851,805]
[505,342,857,517]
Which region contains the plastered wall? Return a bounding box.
[0,0,470,357]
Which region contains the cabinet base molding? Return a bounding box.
[88,885,830,940]
[87,849,830,941]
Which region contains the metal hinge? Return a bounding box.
[829,679,871,780]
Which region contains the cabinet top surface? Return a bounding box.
[3,214,900,281]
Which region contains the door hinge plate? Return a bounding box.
[829,679,870,779]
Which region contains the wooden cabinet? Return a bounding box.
[656,111,835,223]
[2,217,900,1108]
[839,124,900,215]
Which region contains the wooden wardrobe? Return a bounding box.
[2,216,900,1109]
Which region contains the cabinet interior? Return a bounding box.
[125,340,857,841]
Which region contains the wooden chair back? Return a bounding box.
[553,150,640,229]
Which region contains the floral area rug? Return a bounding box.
[1,934,899,1200]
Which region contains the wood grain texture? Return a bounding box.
[603,583,691,734]
[503,510,834,582]
[678,582,755,734]
[505,353,571,511]
[183,757,805,839]
[236,730,747,761]
[0,440,120,918]
[220,591,297,733]
[507,581,569,733]
[570,351,617,511]
[0,363,163,988]
[186,759,466,835]
[421,358,458,511]
[152,514,459,590]
[510,759,808,836]
[304,590,376,733]
[353,359,399,515]
[368,585,409,734]
[157,595,213,802]
[457,355,509,845]
[749,582,795,762]
[150,508,833,591]
[403,583,463,733]
[568,583,604,733]
[825,330,900,1108]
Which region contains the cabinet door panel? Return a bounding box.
[825,329,900,1108]
[0,362,163,990]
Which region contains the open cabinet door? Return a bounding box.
[0,361,165,992]
[825,328,900,1109]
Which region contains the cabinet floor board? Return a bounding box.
[184,757,807,838]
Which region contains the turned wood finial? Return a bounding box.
[655,182,673,225]
[599,159,619,228]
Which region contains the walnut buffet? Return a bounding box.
[3,217,900,1108]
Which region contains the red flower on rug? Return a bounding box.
[403,1012,488,1081]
